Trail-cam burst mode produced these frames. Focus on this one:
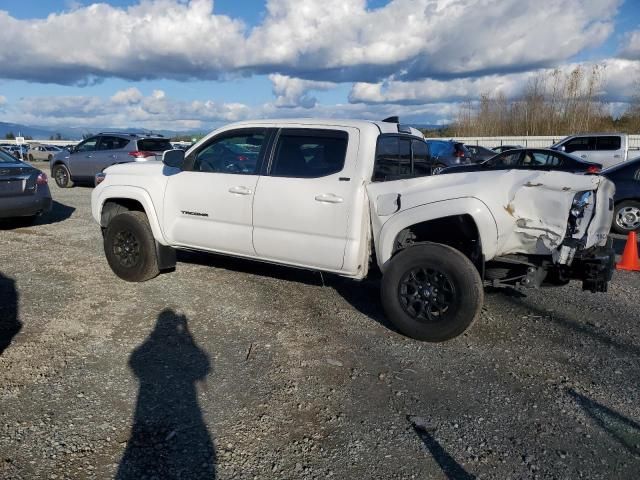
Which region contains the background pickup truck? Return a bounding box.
[92,118,616,342]
[551,133,638,169]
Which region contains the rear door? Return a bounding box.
[252,127,358,270]
[593,136,624,168]
[94,136,131,175]
[562,136,596,162]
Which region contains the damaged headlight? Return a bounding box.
[567,190,594,235]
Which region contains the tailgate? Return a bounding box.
[0,166,35,197]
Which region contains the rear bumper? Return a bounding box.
[0,191,52,219]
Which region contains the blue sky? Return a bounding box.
[0,0,638,131]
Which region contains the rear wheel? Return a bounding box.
[432,163,447,175]
[28,154,34,162]
[381,243,483,342]
[613,200,640,234]
[104,211,160,282]
[52,164,74,188]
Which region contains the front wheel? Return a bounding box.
[432,163,447,175]
[381,243,483,342]
[104,211,160,282]
[612,200,640,234]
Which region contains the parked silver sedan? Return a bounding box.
[0,149,52,222]
[28,144,62,162]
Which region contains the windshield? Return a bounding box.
[0,149,20,163]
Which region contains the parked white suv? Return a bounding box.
[91,118,616,342]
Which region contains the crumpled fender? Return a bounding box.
[375,197,499,270]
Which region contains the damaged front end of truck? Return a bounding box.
[486,172,616,293]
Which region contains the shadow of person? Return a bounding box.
[0,272,20,356]
[117,309,216,480]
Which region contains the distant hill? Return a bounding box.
[0,122,189,140]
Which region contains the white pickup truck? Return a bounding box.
[91,118,616,342]
[551,133,637,169]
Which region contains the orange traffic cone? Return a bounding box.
[616,231,640,271]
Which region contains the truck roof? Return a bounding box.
[221,118,425,138]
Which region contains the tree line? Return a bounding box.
[423,65,640,137]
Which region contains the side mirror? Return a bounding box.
[162,149,184,169]
[559,145,566,152]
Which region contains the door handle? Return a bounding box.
[228,186,253,195]
[613,154,621,158]
[110,154,118,158]
[315,193,344,204]
[580,155,586,158]
[86,155,92,158]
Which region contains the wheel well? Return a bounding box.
[392,214,483,268]
[101,198,145,227]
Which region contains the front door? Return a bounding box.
[163,128,270,256]
[69,136,99,179]
[252,127,359,271]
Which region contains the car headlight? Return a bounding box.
[567,190,593,235]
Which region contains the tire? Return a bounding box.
[612,200,640,234]
[103,211,160,282]
[432,163,447,175]
[47,154,52,161]
[381,243,483,342]
[28,154,34,162]
[52,164,74,188]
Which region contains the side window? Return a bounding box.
[596,136,621,151]
[373,136,411,181]
[270,129,348,178]
[76,137,98,152]
[191,130,265,174]
[489,151,521,167]
[97,136,129,151]
[564,137,595,153]
[412,140,431,177]
[523,151,562,166]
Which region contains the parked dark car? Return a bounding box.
[50,132,173,188]
[492,145,523,153]
[439,148,601,175]
[465,144,497,162]
[425,140,473,174]
[0,149,52,222]
[602,156,640,234]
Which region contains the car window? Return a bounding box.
[271,129,348,178]
[192,130,265,174]
[137,138,173,152]
[563,137,595,153]
[373,136,412,181]
[522,151,562,167]
[76,137,98,152]
[595,136,621,151]
[412,140,431,177]
[489,151,521,167]
[97,136,130,151]
[428,141,452,157]
[0,149,18,163]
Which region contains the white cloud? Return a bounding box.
[0,0,622,84]
[110,87,143,105]
[269,74,336,108]
[620,29,640,60]
[349,59,640,105]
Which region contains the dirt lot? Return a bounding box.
[1,179,639,479]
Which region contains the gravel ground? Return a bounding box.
[0,177,639,479]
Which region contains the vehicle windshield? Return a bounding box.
[0,149,20,163]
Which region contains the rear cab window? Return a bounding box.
[595,136,622,151]
[373,135,433,181]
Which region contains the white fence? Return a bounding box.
[426,135,640,150]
